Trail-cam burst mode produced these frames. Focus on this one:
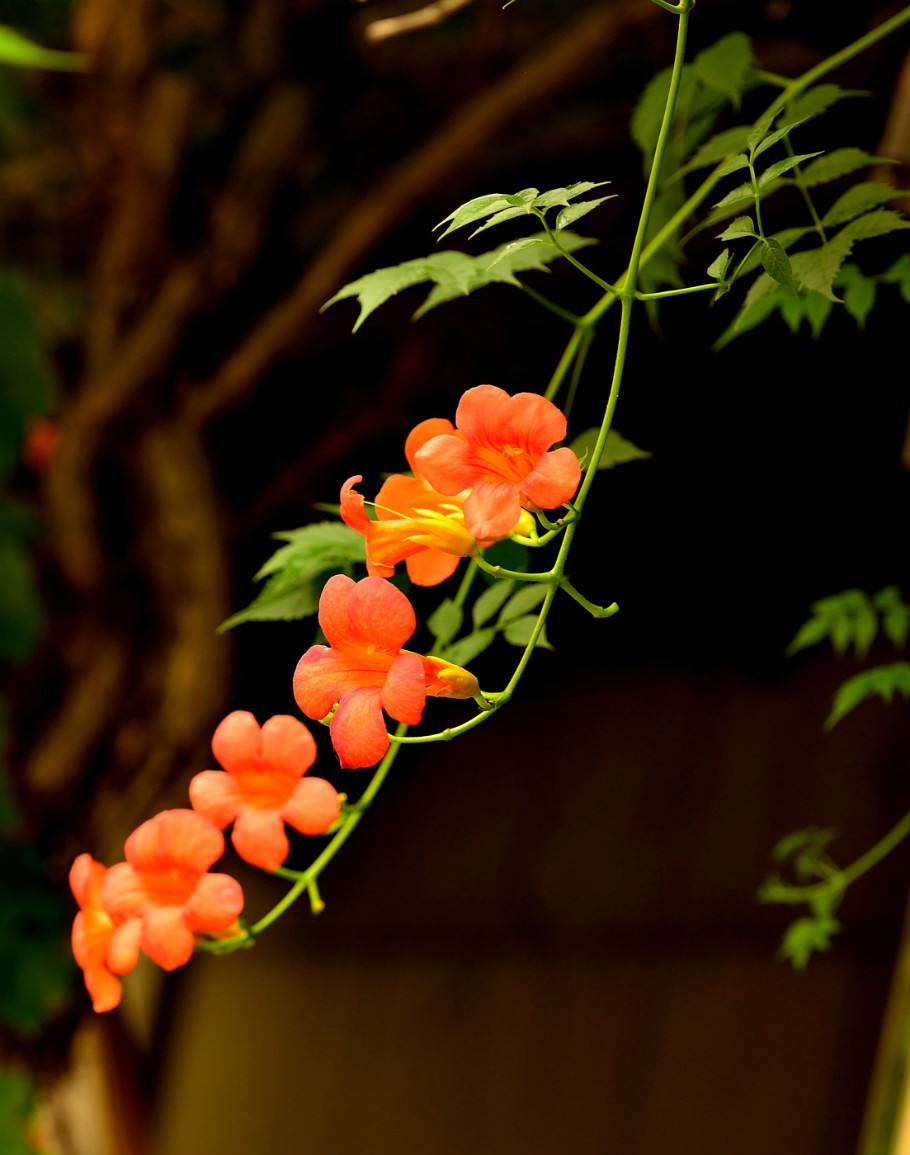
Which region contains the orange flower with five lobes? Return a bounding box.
[189,711,342,872]
[413,384,581,542]
[341,418,481,588]
[100,809,244,972]
[293,574,479,769]
[70,854,142,1013]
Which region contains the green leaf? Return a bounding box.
[434,189,538,239]
[758,152,824,187]
[788,589,879,658]
[789,232,855,301]
[713,182,755,211]
[800,148,892,187]
[760,237,796,289]
[750,117,811,161]
[822,181,904,227]
[874,587,910,650]
[842,208,910,243]
[674,126,752,178]
[707,248,731,281]
[221,521,365,631]
[472,580,515,628]
[692,33,754,107]
[785,83,864,126]
[838,265,876,328]
[502,614,553,651]
[779,914,841,970]
[0,26,84,71]
[804,292,833,338]
[717,215,755,241]
[498,583,547,625]
[534,181,611,209]
[428,599,463,647]
[773,826,837,866]
[555,195,615,231]
[442,628,497,667]
[826,663,910,728]
[569,428,653,471]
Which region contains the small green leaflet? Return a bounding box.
[882,253,910,305]
[779,914,841,970]
[323,231,595,331]
[716,215,755,242]
[826,663,910,729]
[0,26,84,71]
[428,599,463,647]
[569,428,653,471]
[441,628,497,667]
[707,249,731,282]
[760,238,795,289]
[712,182,755,211]
[772,827,838,880]
[498,583,547,625]
[692,33,754,108]
[787,588,882,659]
[220,522,365,631]
[758,152,823,187]
[673,126,752,180]
[784,84,865,126]
[801,148,894,187]
[750,117,811,162]
[434,182,612,241]
[838,264,876,328]
[874,586,910,649]
[821,182,905,228]
[472,580,515,628]
[503,614,553,651]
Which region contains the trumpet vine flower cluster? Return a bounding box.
[70,384,582,1011]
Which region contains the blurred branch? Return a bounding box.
[364,0,475,43]
[186,0,662,426]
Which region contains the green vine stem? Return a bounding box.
[761,808,910,907]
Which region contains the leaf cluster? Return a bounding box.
[787,586,908,659]
[219,522,366,631]
[430,577,552,667]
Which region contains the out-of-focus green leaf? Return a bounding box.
[826,663,910,728]
[0,25,84,71]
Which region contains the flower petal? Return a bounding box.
[184,872,245,931]
[374,473,432,521]
[189,770,240,829]
[521,446,581,510]
[317,573,358,649]
[231,809,291,872]
[261,715,317,779]
[346,577,415,653]
[339,475,372,533]
[70,853,104,908]
[456,385,567,456]
[330,687,388,769]
[83,964,123,1014]
[463,482,523,541]
[293,646,365,720]
[101,862,146,920]
[107,919,142,975]
[381,653,426,726]
[283,778,341,836]
[413,434,479,496]
[405,417,456,474]
[140,906,196,971]
[405,549,461,587]
[153,810,225,874]
[212,711,262,774]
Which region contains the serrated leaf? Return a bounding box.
[822,182,904,227]
[779,915,841,970]
[804,292,833,337]
[323,251,475,331]
[751,117,811,161]
[785,84,864,126]
[535,181,611,210]
[717,215,755,241]
[838,265,876,328]
[826,663,910,728]
[758,152,823,187]
[0,26,84,71]
[693,33,754,107]
[472,580,515,628]
[874,587,909,649]
[442,628,497,667]
[713,281,783,350]
[674,126,752,179]
[428,599,463,646]
[468,205,533,239]
[760,237,796,288]
[503,613,553,650]
[222,522,365,631]
[555,195,615,231]
[800,148,892,187]
[434,189,538,239]
[499,583,548,625]
[790,233,854,301]
[713,182,755,210]
[842,208,910,243]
